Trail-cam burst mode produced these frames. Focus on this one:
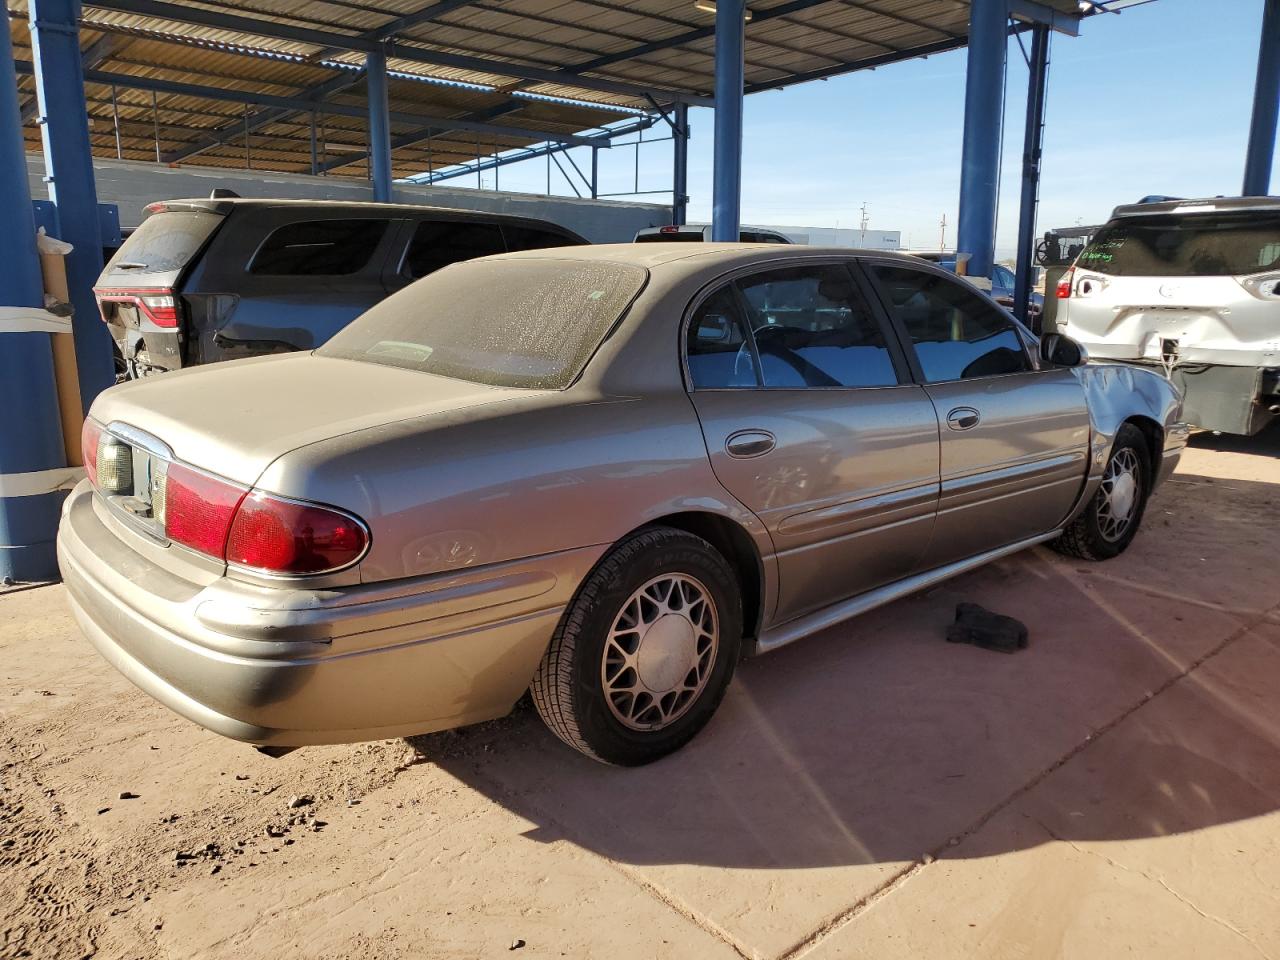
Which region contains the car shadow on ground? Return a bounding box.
[403,465,1280,872]
[1188,418,1280,457]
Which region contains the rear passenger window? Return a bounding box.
[686,287,759,388]
[737,265,899,388]
[403,220,506,280]
[870,265,1031,382]
[503,225,577,252]
[250,219,388,276]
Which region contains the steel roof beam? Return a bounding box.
[315,99,525,173]
[566,0,844,76]
[1007,0,1081,37]
[12,59,604,146]
[414,114,656,185]
[835,1,962,40]
[162,68,364,163]
[82,0,715,105]
[20,29,127,121]
[743,26,1027,94]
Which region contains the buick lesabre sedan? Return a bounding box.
[59,245,1188,766]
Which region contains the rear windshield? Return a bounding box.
[1078,213,1280,277]
[103,209,222,276]
[318,259,647,389]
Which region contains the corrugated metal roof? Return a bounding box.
[10,0,1086,179]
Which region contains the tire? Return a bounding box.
[531,526,743,766]
[1051,424,1151,561]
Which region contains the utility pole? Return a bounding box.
[939,213,947,252]
[858,201,869,247]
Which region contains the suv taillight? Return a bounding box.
[1055,267,1075,299]
[93,287,181,328]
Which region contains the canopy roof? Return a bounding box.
[9,0,1093,179]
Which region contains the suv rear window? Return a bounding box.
[637,230,703,242]
[318,259,647,390]
[250,219,388,276]
[1078,213,1280,277]
[103,209,222,276]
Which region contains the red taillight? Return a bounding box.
[164,463,248,559]
[93,287,181,328]
[82,419,103,487]
[660,225,680,234]
[1055,268,1075,300]
[144,201,169,215]
[227,492,368,575]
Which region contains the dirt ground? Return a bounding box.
[3,425,1279,960]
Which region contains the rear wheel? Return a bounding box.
[531,527,742,766]
[1052,424,1150,561]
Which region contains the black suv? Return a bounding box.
[94,198,585,377]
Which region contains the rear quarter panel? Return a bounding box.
[255,389,769,585]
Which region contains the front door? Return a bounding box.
[685,262,941,624]
[865,262,1091,568]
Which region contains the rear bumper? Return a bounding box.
[57,482,601,746]
[107,321,182,375]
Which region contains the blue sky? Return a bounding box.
[468,0,1269,257]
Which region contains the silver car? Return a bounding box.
[1056,196,1280,435]
[59,245,1187,766]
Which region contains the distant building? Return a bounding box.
[756,224,902,249]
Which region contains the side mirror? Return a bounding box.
[1040,333,1088,367]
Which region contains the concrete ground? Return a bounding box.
[3,426,1279,960]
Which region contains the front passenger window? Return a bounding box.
[870,265,1031,382]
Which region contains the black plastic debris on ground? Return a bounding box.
[946,602,1029,654]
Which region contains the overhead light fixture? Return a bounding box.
[693,1,753,21]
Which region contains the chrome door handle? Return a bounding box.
[946,407,981,431]
[726,430,776,458]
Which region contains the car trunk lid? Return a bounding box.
[90,353,533,488]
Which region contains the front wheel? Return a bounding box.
[1051,424,1151,561]
[530,527,742,766]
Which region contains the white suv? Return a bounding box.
[1057,197,1280,435]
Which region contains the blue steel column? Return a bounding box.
[366,48,393,202]
[1244,0,1280,196]
[956,0,1007,279]
[711,0,745,242]
[1013,25,1049,326]
[0,23,68,581]
[673,102,689,226]
[29,0,115,410]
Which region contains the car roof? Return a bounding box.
[155,196,582,229]
[1109,196,1280,219]
[481,242,925,270]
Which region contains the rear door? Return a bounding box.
[685,260,940,623]
[864,261,1090,568]
[384,217,508,291]
[195,212,401,356]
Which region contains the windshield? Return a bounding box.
[1078,213,1280,277]
[318,259,647,389]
